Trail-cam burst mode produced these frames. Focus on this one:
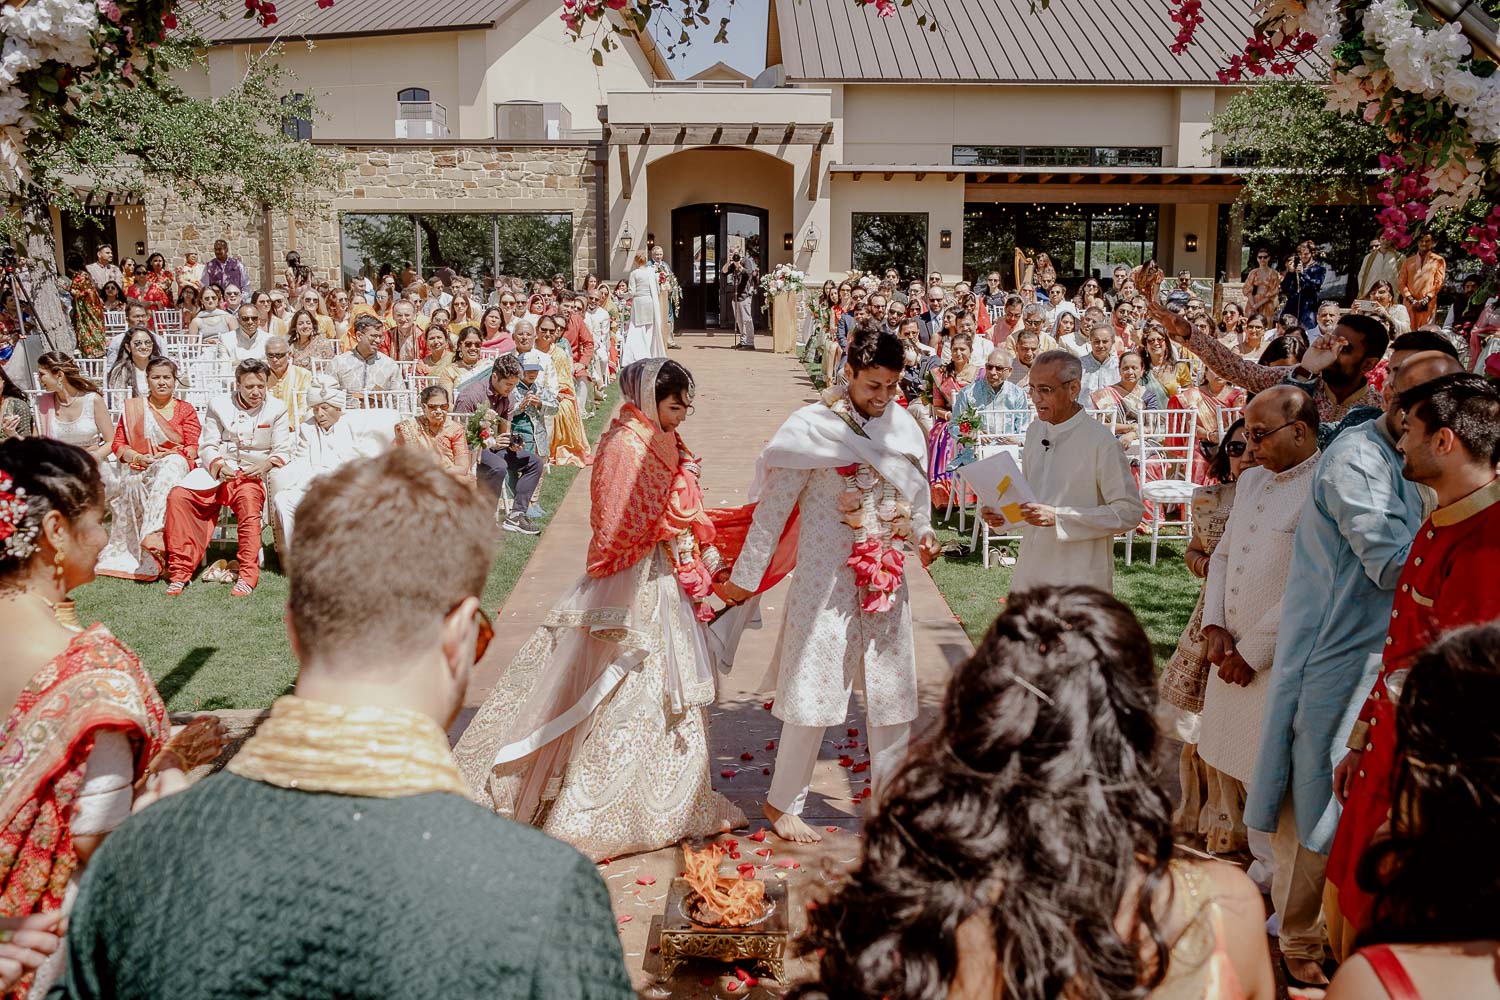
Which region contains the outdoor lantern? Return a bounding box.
[1184,232,1199,253]
[784,232,793,251]
[134,241,146,256]
[617,223,634,254]
[801,223,820,253]
[940,229,953,249]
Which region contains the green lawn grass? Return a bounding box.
[798,351,1197,662]
[73,385,621,713]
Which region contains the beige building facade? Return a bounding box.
[53,0,1335,326]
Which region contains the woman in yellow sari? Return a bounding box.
[535,314,592,468]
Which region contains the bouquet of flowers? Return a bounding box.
[952,401,982,451]
[656,262,682,318]
[464,404,509,453]
[759,263,806,303]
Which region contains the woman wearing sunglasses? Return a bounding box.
[455,359,746,860]
[1158,417,1257,855]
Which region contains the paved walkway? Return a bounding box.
[450,330,972,995]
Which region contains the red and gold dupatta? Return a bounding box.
[0,626,167,973]
[587,402,678,579]
[121,396,190,458]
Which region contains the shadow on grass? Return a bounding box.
[155,647,216,704]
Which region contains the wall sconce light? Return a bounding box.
[617,223,634,254]
[801,223,820,254]
[647,232,655,246]
[134,241,146,256]
[1184,232,1199,253]
[784,232,794,252]
[939,229,953,250]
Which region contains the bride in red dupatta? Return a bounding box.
[0,438,222,997]
[454,358,758,860]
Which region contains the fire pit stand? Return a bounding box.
[658,878,790,982]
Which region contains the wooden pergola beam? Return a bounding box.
[618,145,632,199]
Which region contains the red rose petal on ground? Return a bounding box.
[774,857,800,869]
[744,976,760,987]
[851,761,870,773]
[736,862,757,874]
[720,838,738,851]
[755,847,772,857]
[741,868,757,880]
[726,980,741,992]
[649,945,660,954]
[826,826,840,833]
[763,700,774,710]
[748,829,767,842]
[730,851,741,859]
[847,740,859,748]
[859,787,873,799]
[762,767,770,775]
[636,876,656,886]
[617,914,633,925]
[720,769,736,778]
[734,968,754,982]
[848,727,860,736]
[765,740,776,750]
[740,751,755,761]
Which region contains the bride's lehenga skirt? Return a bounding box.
[453,548,738,861]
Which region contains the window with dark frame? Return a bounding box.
[851,212,929,280]
[953,146,1163,168]
[396,87,431,103]
[281,93,311,141]
[338,211,575,286]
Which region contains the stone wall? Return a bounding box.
[146,142,599,291]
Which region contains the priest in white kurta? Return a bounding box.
[720,330,940,843]
[993,351,1143,595]
[271,375,399,548]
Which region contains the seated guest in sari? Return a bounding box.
[1171,367,1246,483]
[445,326,487,396]
[453,355,547,536]
[51,449,634,1000]
[454,359,744,861]
[948,349,1031,471]
[396,385,474,488]
[95,356,200,581]
[923,330,976,507]
[265,336,312,429]
[535,314,591,468]
[285,309,335,371]
[163,359,291,597]
[0,437,223,998]
[1142,322,1193,403]
[1092,350,1160,451]
[793,586,1275,1000]
[271,376,397,550]
[415,326,456,384]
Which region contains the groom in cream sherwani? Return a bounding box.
[720,327,940,843]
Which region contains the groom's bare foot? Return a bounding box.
[764,802,821,843]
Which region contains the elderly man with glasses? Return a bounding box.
[949,348,1031,470]
[264,334,313,428]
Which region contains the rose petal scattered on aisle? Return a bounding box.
[825,826,839,833]
[635,876,656,886]
[762,700,774,710]
[720,838,738,851]
[720,769,736,778]
[740,751,755,761]
[761,767,770,775]
[754,847,772,857]
[847,727,859,736]
[765,740,776,750]
[748,829,767,842]
[773,858,800,869]
[851,761,869,773]
[617,914,633,925]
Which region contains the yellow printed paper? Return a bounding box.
[957,448,1035,529]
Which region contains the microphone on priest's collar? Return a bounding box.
[1042,438,1051,451]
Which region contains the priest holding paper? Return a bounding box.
[983,349,1143,594]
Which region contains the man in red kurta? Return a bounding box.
[1325,371,1500,959]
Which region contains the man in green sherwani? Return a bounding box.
[49,449,634,1000]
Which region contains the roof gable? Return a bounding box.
[772,0,1325,85]
[191,0,521,44]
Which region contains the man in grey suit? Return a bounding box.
[729,252,759,350]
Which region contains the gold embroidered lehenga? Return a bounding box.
[453,360,740,860]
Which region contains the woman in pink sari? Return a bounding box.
[454,359,744,860]
[1170,368,1246,484]
[95,357,201,581]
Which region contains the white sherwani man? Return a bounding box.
[719,328,941,844]
[987,350,1143,594]
[271,375,399,549]
[621,253,665,367]
[1197,386,1320,864]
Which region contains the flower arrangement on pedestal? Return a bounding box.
[759,264,807,311]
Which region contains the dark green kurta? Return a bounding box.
[48,772,634,999]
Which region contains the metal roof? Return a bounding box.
[187,0,522,44]
[773,0,1325,85]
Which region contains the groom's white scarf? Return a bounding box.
[749,387,930,508]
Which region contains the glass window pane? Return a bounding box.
[1094,147,1163,167]
[1022,147,1092,167]
[340,213,416,289]
[953,145,1022,166]
[494,213,574,282]
[851,212,928,280]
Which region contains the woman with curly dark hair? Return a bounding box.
[792,585,1274,1000]
[1326,623,1500,999]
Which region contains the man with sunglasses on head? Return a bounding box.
[56,448,634,1000]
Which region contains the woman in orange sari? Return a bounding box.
[0,437,222,998]
[453,359,744,861]
[535,314,592,468]
[95,357,201,581]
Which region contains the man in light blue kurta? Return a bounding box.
[947,350,1031,471]
[1243,414,1422,976]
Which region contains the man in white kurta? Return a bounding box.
[719,330,941,844]
[271,375,399,549]
[992,351,1143,595]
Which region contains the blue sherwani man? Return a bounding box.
[1244,414,1422,981]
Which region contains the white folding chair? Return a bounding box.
[1128,407,1201,566]
[75,357,106,384]
[945,404,1033,533]
[1087,406,1120,434]
[1216,405,1244,440]
[103,311,128,339]
[152,309,184,334]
